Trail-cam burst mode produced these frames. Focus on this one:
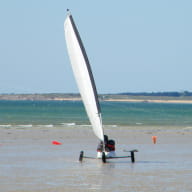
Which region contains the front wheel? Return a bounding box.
[79,151,84,162]
[102,152,106,163]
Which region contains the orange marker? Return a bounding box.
[152,136,157,144]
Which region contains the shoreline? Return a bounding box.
[1,97,192,104]
[104,98,192,104]
[53,97,192,104]
[1,94,192,104]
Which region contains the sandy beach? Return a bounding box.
[0,125,192,192]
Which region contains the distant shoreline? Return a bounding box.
[53,98,192,104]
[1,93,192,104]
[104,98,192,104]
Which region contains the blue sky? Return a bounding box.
[0,0,192,94]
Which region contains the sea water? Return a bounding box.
[0,100,192,127]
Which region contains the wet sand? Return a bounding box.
[0,125,192,192]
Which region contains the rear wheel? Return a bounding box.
[131,151,135,163]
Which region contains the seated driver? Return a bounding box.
[97,135,115,152]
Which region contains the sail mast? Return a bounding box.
[64,12,104,141]
[68,14,101,114]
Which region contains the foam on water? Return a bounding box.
[0,124,11,128]
[17,124,33,128]
[61,122,76,126]
[44,124,54,128]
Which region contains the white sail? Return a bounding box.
[64,12,104,141]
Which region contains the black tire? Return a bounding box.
[102,152,106,163]
[131,151,135,163]
[79,151,84,162]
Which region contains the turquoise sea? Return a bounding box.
[0,100,192,127]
